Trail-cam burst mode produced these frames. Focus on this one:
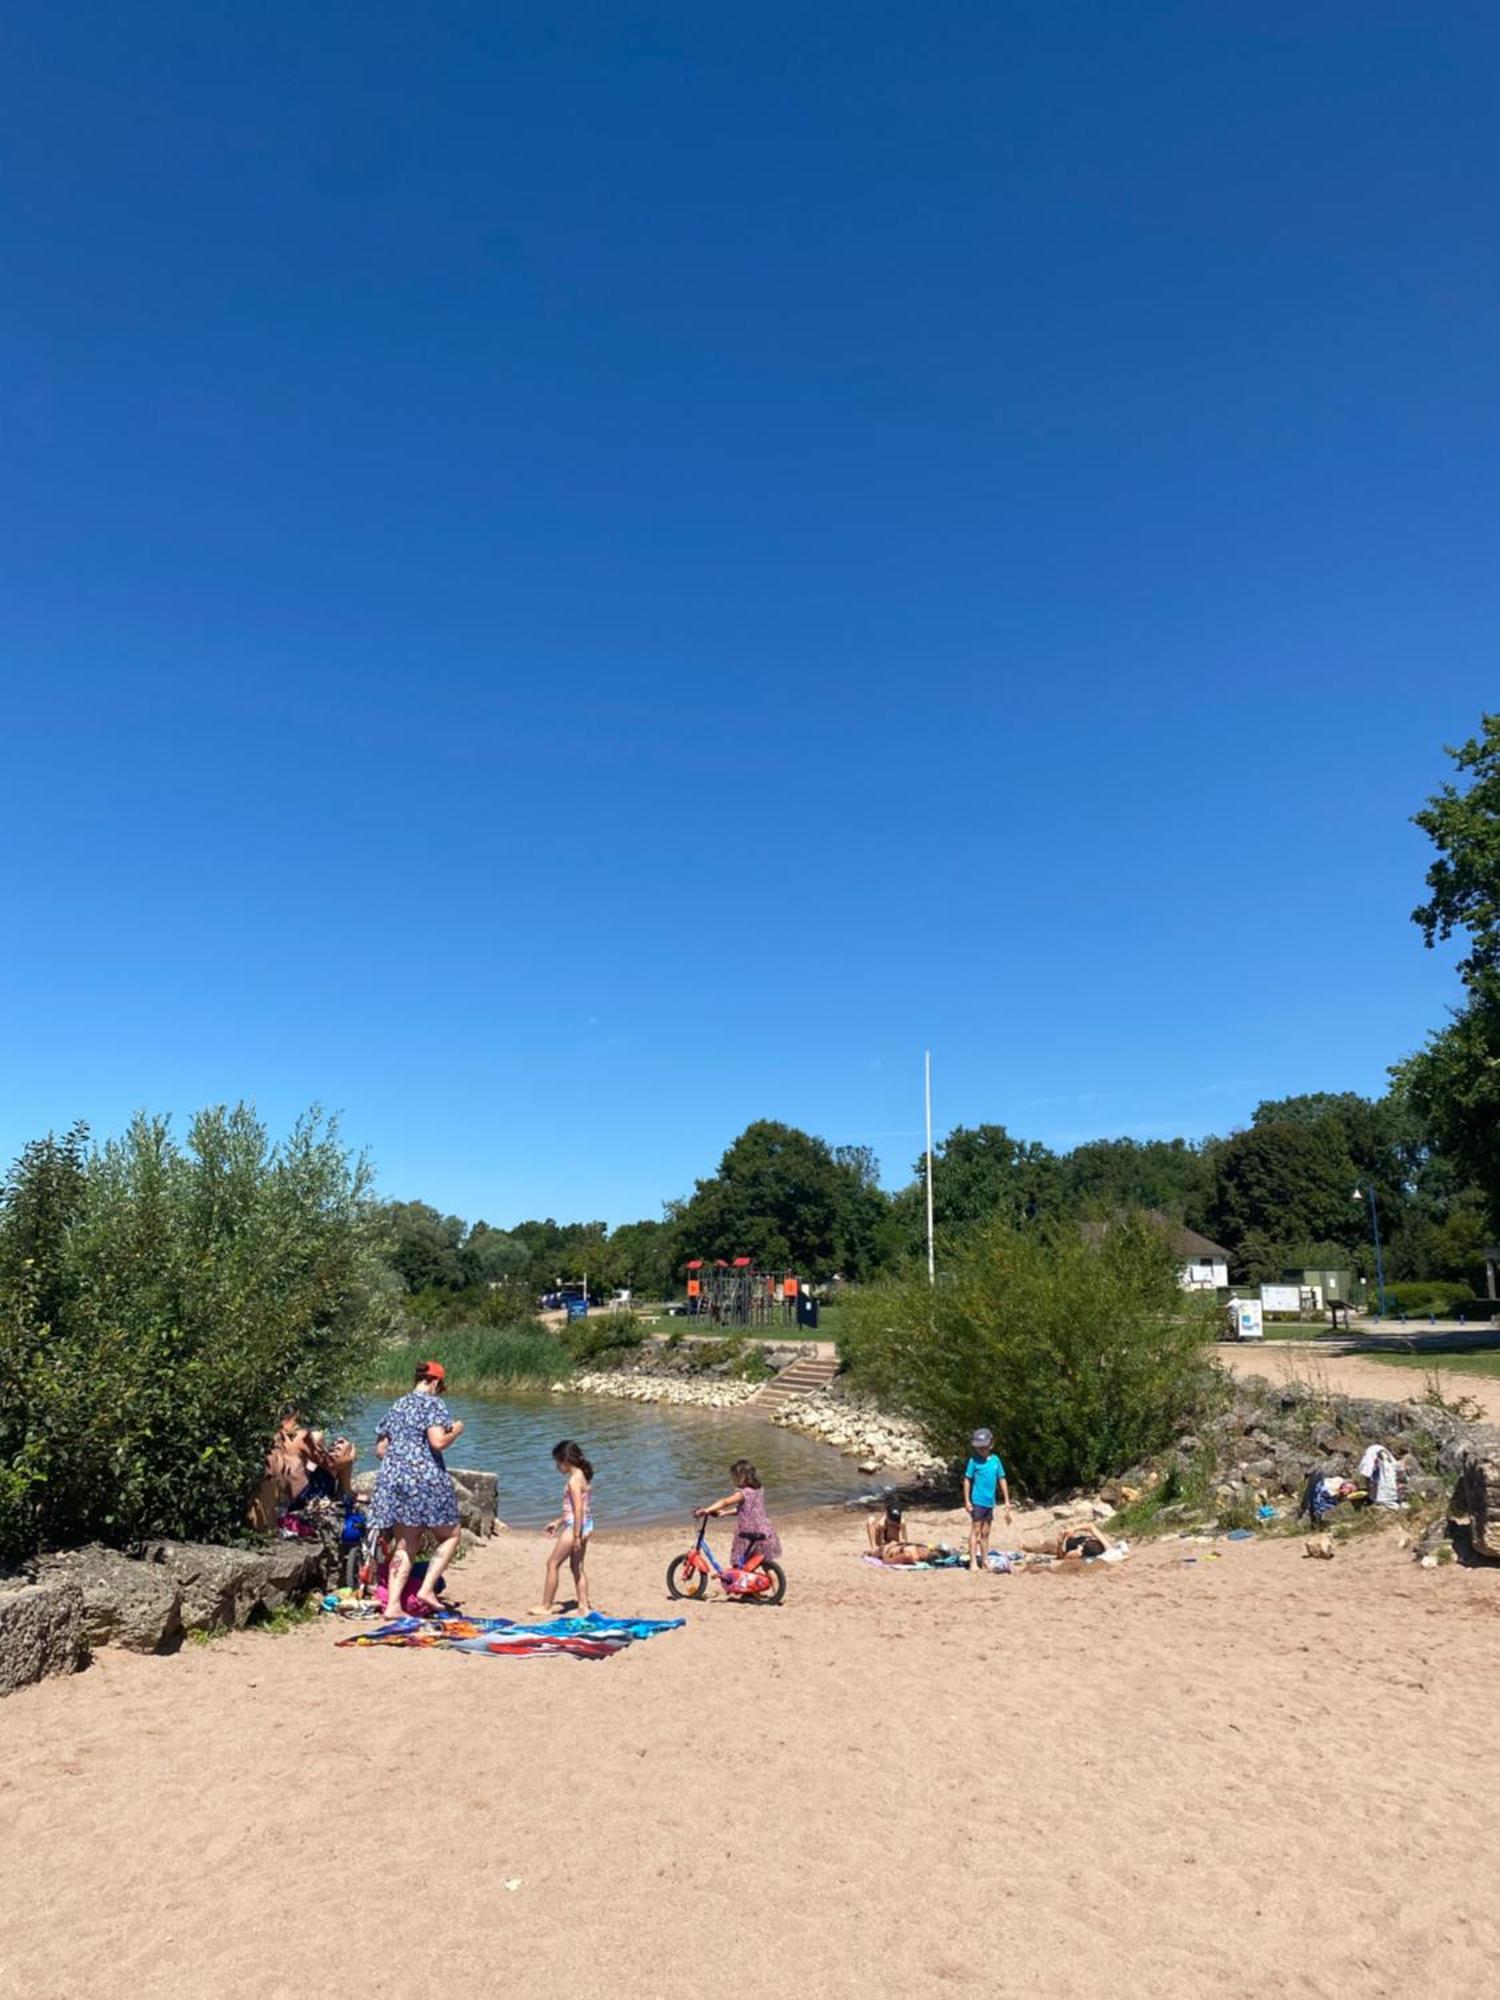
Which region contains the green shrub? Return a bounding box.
[673,1335,773,1381]
[365,1322,570,1395]
[564,1310,645,1368]
[838,1215,1218,1496]
[0,1107,397,1563]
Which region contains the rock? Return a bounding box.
[858,1460,880,1475]
[450,1467,498,1538]
[33,1544,185,1654]
[257,1540,326,1612]
[139,1540,273,1632]
[0,1579,85,1695]
[1090,1501,1114,1522]
[1304,1535,1336,1560]
[1451,1447,1500,1561]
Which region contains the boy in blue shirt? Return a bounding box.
[963,1428,1010,1572]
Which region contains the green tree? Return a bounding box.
[1061,1135,1214,1223]
[380,1200,466,1294]
[1207,1121,1362,1273]
[674,1120,891,1281]
[1397,714,1500,1227]
[0,1105,394,1561]
[894,1124,1061,1258]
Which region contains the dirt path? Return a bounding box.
[1217,1342,1500,1421]
[3,1496,1498,1999]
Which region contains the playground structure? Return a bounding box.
[684,1258,800,1328]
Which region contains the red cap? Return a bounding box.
[418,1360,446,1385]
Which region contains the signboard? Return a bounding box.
[1260,1284,1301,1315]
[1226,1297,1264,1340]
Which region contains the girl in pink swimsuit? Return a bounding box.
[533,1440,594,1617]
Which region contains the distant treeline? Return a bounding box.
[379,1091,1492,1319]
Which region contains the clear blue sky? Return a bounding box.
[2,3,1495,1225]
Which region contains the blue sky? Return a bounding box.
[2,3,1495,1224]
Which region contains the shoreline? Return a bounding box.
[562,1366,944,1476]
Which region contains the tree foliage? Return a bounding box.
[0,1106,394,1563]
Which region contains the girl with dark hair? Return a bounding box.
[696,1460,783,1573]
[532,1440,594,1617]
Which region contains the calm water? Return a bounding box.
[349,1388,868,1529]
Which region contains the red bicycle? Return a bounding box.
[665,1517,786,1605]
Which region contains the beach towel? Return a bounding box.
[860,1549,968,1572]
[336,1610,685,1660]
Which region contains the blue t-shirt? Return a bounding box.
[966,1452,1004,1508]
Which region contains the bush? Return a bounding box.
[365,1322,570,1396]
[564,1310,645,1368]
[838,1216,1217,1495]
[0,1107,397,1563]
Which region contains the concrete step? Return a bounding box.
[749,1352,842,1411]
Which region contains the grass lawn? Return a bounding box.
[1358,1347,1500,1381]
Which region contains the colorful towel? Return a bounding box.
[336,1609,685,1660]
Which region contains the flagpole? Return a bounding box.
[924,1050,935,1286]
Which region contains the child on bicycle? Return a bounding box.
[696,1459,782,1576]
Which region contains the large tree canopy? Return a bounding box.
[673,1120,889,1281]
[1397,714,1500,1228]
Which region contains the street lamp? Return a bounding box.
[1354,1186,1388,1318]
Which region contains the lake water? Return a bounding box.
[348,1388,869,1529]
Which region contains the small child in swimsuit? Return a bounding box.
[532,1440,594,1617]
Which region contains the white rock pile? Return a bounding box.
[770,1391,943,1475]
[565,1370,760,1413]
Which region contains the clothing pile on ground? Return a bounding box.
[336,1609,685,1661]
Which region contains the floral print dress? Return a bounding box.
[371,1392,461,1530]
[731,1485,781,1567]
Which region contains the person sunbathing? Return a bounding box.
[864,1504,944,1560]
[1020,1524,1115,1561]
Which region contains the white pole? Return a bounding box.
[924,1050,936,1286]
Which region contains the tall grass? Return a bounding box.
[364,1322,573,1397]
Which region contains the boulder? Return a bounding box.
[450,1468,498,1537]
[139,1540,272,1631]
[0,1578,85,1694]
[33,1545,184,1654]
[1451,1448,1500,1561]
[258,1540,327,1611]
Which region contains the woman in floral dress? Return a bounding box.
[371,1361,464,1616]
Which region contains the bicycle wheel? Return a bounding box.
[753,1562,786,1606]
[665,1556,708,1601]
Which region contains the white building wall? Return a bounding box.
[1179,1257,1228,1291]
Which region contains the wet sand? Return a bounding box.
[3,1494,1498,1999]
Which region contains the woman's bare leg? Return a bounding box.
[384,1528,417,1618]
[415,1526,460,1609]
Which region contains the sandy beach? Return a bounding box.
[3,1486,1499,2000]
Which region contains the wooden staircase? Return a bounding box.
[749,1347,841,1414]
